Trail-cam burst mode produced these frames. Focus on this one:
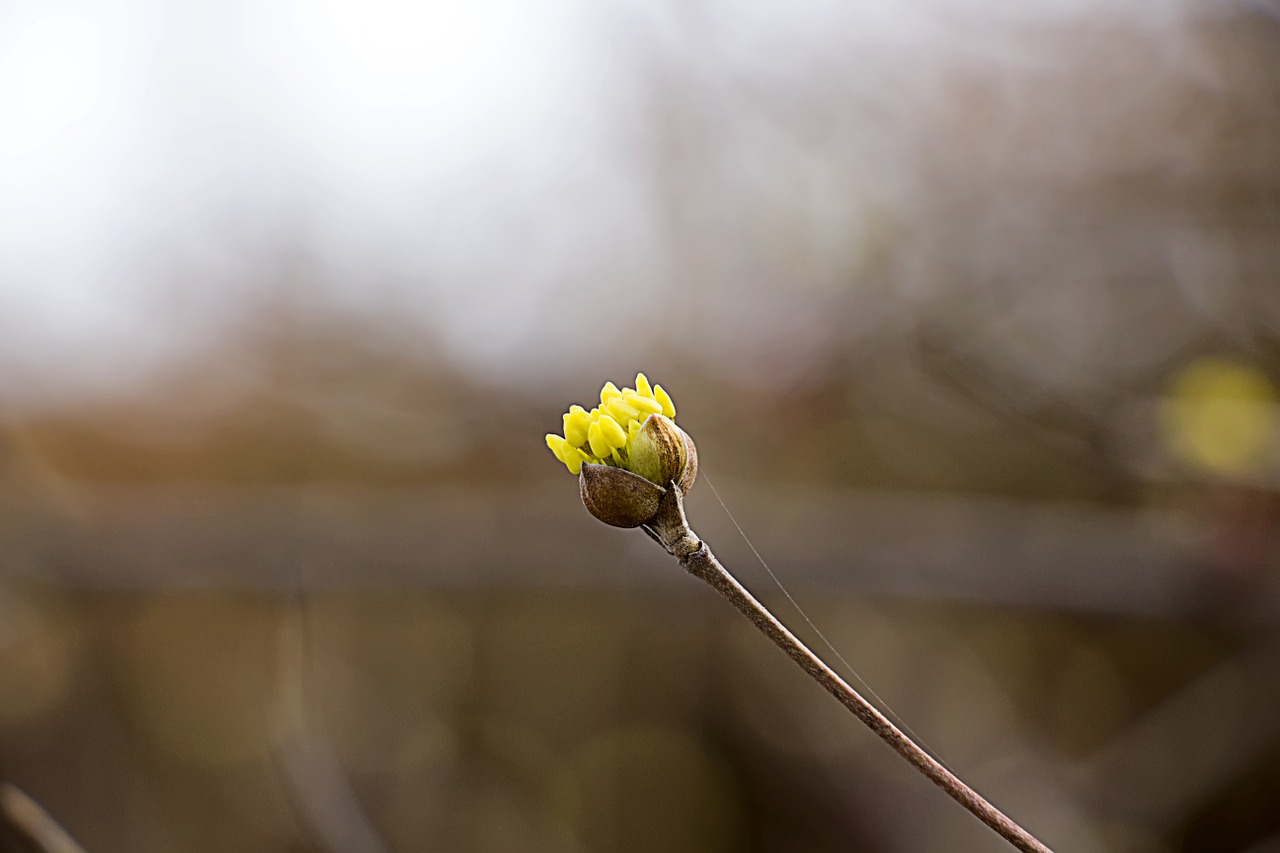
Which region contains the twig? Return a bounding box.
[645,486,1053,853]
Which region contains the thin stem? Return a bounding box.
[678,539,1053,853]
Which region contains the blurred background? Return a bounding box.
[2,0,1280,850]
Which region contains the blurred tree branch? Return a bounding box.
[0,784,85,853]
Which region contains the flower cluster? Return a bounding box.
[545,373,676,475]
[547,374,697,528]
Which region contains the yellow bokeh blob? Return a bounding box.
[1163,358,1277,475]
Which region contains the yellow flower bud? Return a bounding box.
[605,397,642,426]
[563,445,589,474]
[598,413,627,449]
[547,434,590,473]
[587,421,611,459]
[654,385,675,418]
[600,382,623,404]
[624,390,663,416]
[635,372,653,398]
[563,406,591,446]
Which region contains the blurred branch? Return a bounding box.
[0,784,86,853]
[1078,633,1280,830]
[0,483,1209,618]
[273,605,390,853]
[911,321,1117,470]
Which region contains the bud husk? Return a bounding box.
[627,414,687,488]
[676,421,698,495]
[579,463,665,528]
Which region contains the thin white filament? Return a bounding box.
[702,470,958,776]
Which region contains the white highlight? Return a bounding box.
[0,14,103,160]
[322,0,481,77]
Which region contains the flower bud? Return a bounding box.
[547,375,698,526]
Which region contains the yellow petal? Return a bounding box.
[624,390,663,416]
[546,433,568,460]
[635,373,653,397]
[598,413,627,448]
[654,384,676,418]
[588,421,612,459]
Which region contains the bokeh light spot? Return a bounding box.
[1162,358,1277,476]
